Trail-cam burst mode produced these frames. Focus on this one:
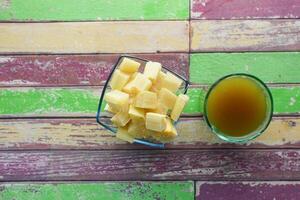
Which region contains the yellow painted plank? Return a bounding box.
[0,21,189,53]
[0,117,298,149]
[191,20,300,51]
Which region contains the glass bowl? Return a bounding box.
[96,55,189,148]
[203,73,273,143]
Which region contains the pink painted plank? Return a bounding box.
[191,0,300,19]
[196,182,300,200]
[0,150,299,181]
[0,54,188,86]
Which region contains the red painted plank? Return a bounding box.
[191,0,300,19]
[0,54,188,86]
[196,182,300,200]
[0,150,299,181]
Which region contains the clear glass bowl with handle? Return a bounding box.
[96,55,189,148]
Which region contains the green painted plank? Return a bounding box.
[0,88,99,115]
[190,52,300,84]
[0,0,188,21]
[0,87,299,116]
[184,87,300,114]
[0,182,194,200]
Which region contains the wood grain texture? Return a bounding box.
[0,86,299,117]
[0,117,299,150]
[0,21,189,53]
[190,52,300,84]
[191,0,300,19]
[0,0,189,21]
[196,181,300,200]
[0,54,188,86]
[0,182,194,200]
[191,20,300,52]
[0,149,299,181]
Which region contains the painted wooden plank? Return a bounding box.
[0,149,299,181]
[0,54,188,86]
[191,20,300,52]
[190,52,300,84]
[0,0,189,21]
[0,87,100,116]
[191,0,300,19]
[0,21,189,53]
[0,182,194,200]
[0,86,299,117]
[196,181,300,200]
[0,117,299,150]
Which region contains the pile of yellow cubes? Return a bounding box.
[104,58,189,143]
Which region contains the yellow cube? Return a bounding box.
[146,112,167,132]
[123,73,152,94]
[109,69,130,90]
[143,61,162,82]
[111,111,131,127]
[104,104,118,113]
[104,90,129,112]
[128,120,146,138]
[148,102,168,115]
[135,91,157,109]
[158,88,177,110]
[161,72,183,93]
[119,57,141,73]
[154,71,166,90]
[171,94,189,121]
[116,127,134,143]
[128,105,145,120]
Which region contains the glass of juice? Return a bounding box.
[204,73,273,143]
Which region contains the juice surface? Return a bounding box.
[206,76,267,137]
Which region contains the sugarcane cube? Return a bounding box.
[104,90,129,112]
[154,71,167,90]
[158,88,177,110]
[171,94,189,121]
[128,105,145,120]
[149,102,168,115]
[135,91,157,109]
[104,104,118,113]
[143,61,162,82]
[128,120,146,138]
[111,111,131,127]
[123,73,152,94]
[109,69,130,90]
[119,57,141,73]
[161,72,183,93]
[116,127,134,143]
[146,112,167,132]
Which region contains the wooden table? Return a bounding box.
[0,0,300,199]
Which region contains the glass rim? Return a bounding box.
[203,73,274,143]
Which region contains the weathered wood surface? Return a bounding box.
[0,21,189,53]
[191,0,300,19]
[0,54,188,86]
[190,52,300,84]
[191,20,300,52]
[0,0,189,21]
[0,117,299,150]
[0,182,194,200]
[196,181,300,200]
[0,150,299,181]
[0,86,299,117]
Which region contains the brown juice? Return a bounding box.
[206,76,267,137]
